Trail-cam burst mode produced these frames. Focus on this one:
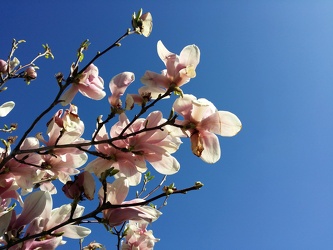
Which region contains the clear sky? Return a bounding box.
[2,1,333,249]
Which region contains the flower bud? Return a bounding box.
[0,60,8,74]
[9,57,20,71]
[62,171,95,200]
[132,9,153,37]
[25,66,37,80]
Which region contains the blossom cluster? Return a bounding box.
[0,9,241,250]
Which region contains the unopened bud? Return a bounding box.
[132,9,153,37]
[25,67,37,79]
[9,57,20,71]
[0,60,8,74]
[195,181,204,189]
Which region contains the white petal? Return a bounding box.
[62,225,91,239]
[157,41,174,65]
[0,101,15,117]
[15,191,51,228]
[198,132,221,163]
[179,44,200,68]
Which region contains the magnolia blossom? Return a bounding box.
[33,105,89,193]
[121,221,159,250]
[132,10,153,37]
[0,101,15,117]
[108,72,135,108]
[17,191,91,249]
[111,111,181,175]
[0,191,90,249]
[0,192,51,248]
[85,117,147,186]
[99,178,161,227]
[173,94,242,163]
[5,137,43,194]
[0,176,22,227]
[61,64,106,106]
[139,41,200,98]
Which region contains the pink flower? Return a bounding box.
[173,94,242,163]
[121,221,159,250]
[35,105,88,188]
[85,120,147,186]
[61,64,106,106]
[111,111,181,175]
[140,41,200,98]
[99,178,161,227]
[108,72,135,108]
[5,137,42,194]
[20,191,91,249]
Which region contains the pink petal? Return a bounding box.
[140,70,170,88]
[138,86,168,99]
[147,153,180,175]
[200,111,242,136]
[60,85,79,106]
[104,177,129,204]
[173,94,197,119]
[191,131,221,163]
[109,72,135,106]
[79,80,106,100]
[85,157,114,177]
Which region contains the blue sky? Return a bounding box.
[2,1,333,249]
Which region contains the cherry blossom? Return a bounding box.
[61,64,106,106]
[173,94,242,163]
[139,40,200,98]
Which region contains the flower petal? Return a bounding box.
[61,225,91,239]
[191,131,221,163]
[157,41,174,65]
[200,111,242,136]
[0,101,15,117]
[179,44,200,69]
[60,85,79,106]
[14,191,52,228]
